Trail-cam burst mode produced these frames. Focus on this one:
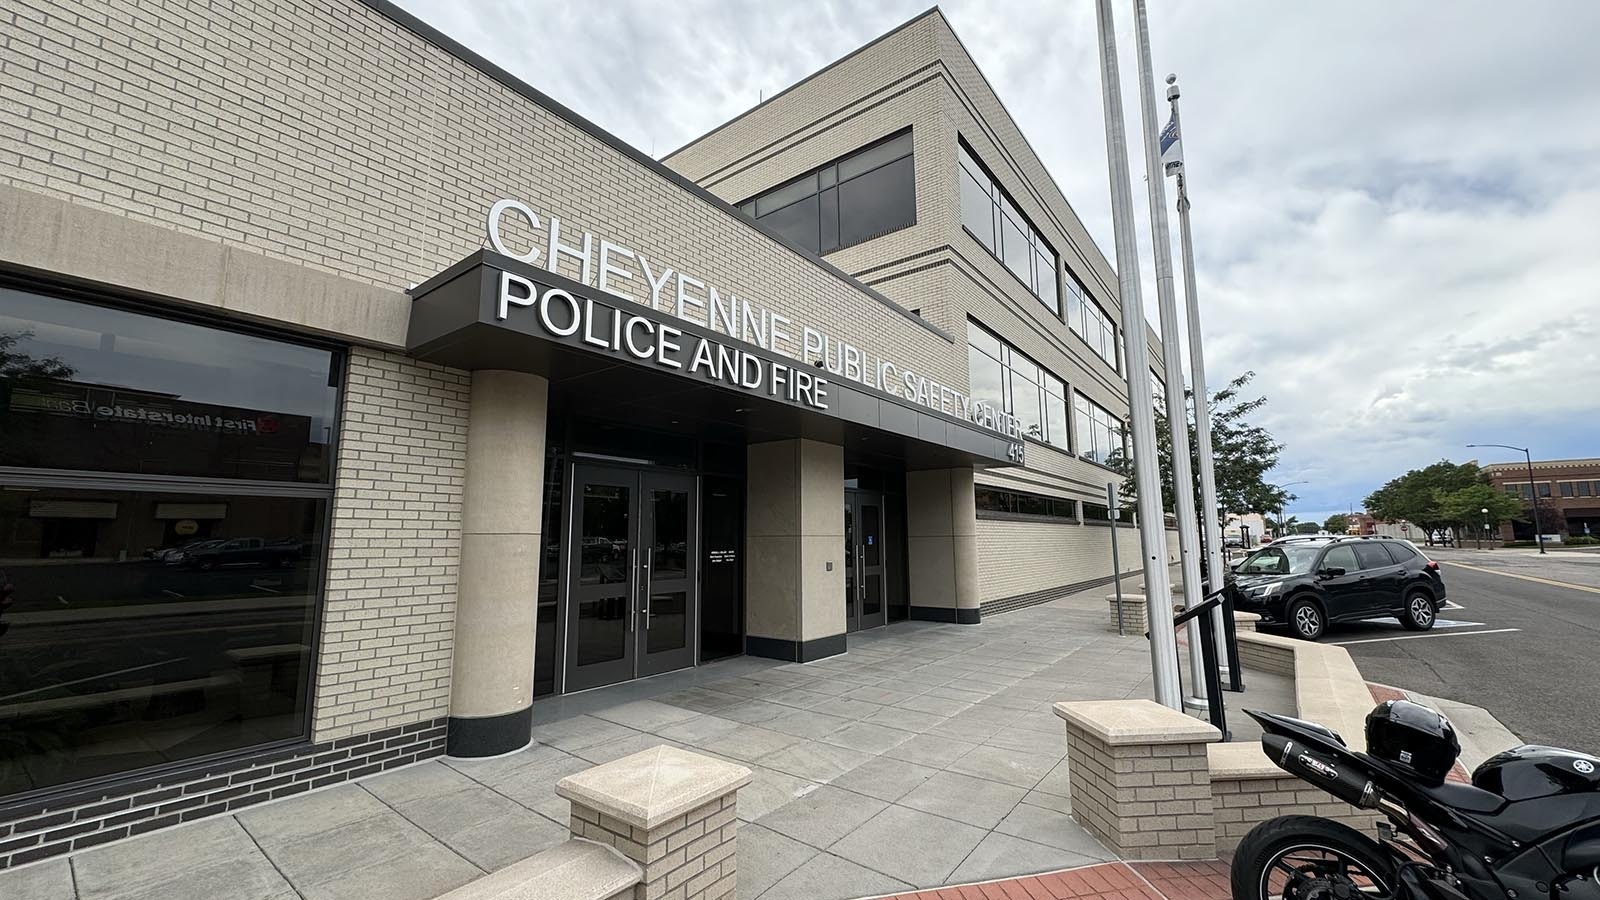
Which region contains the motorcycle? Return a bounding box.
[1231,700,1600,900]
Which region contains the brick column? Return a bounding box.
[557,745,751,900]
[1054,700,1220,860]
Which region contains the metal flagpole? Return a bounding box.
[1093,0,1181,709]
[1167,75,1230,666]
[1131,0,1207,707]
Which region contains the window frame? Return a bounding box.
[1064,272,1120,373]
[0,271,343,806]
[957,138,1061,315]
[1073,391,1126,468]
[967,319,1071,452]
[975,485,1079,522]
[736,129,916,256]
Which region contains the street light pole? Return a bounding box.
[1480,507,1488,550]
[1270,480,1308,537]
[1467,443,1546,554]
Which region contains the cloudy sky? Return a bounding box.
[398,0,1599,523]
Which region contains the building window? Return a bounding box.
[738,130,914,255]
[1580,481,1593,498]
[1538,483,1551,498]
[976,486,1076,520]
[1074,392,1126,466]
[958,140,1060,314]
[967,320,1068,450]
[1561,482,1576,498]
[0,285,340,797]
[1065,274,1119,371]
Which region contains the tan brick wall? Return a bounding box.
[315,348,470,741]
[0,0,955,387]
[571,796,739,900]
[1238,638,1296,677]
[1213,774,1377,852]
[1064,728,1217,860]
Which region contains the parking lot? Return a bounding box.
[1301,548,1600,753]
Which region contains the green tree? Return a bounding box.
[0,331,74,379]
[1109,371,1290,527]
[1294,521,1320,535]
[1323,513,1351,534]
[1435,483,1524,544]
[1364,460,1484,545]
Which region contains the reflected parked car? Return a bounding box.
[175,538,300,571]
[151,539,222,564]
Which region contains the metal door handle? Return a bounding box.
[643,549,652,629]
[628,548,637,632]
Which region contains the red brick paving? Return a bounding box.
[864,860,1229,900]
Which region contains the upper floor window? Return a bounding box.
[1074,392,1126,466]
[958,140,1059,314]
[737,130,915,256]
[1065,275,1119,371]
[967,320,1068,451]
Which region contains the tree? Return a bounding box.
[1435,483,1523,543]
[0,331,73,379]
[1294,522,1320,535]
[1109,371,1291,528]
[1364,460,1485,545]
[1323,514,1350,534]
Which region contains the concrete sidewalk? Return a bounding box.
[0,582,1294,900]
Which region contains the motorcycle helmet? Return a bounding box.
[1365,699,1460,785]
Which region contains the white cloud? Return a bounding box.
[395,0,1600,515]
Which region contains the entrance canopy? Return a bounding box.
[406,251,1021,470]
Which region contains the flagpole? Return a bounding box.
[1093,0,1181,710]
[1131,0,1208,706]
[1168,75,1229,664]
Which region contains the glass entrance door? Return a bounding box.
[844,490,886,632]
[564,464,698,692]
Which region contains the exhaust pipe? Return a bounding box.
[1264,734,1379,808]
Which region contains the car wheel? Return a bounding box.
[1286,597,1325,641]
[1401,591,1436,631]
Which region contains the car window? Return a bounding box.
[1321,545,1359,572]
[1353,544,1394,570]
[1238,545,1324,575]
[1381,543,1414,563]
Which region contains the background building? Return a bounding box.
[1483,457,1600,540]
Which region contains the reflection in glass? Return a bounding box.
[578,484,630,585]
[837,155,915,247]
[0,486,323,795]
[843,502,855,620]
[647,591,687,653]
[650,489,688,580]
[576,598,628,666]
[0,288,340,483]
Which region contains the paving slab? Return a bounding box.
[828,803,988,888]
[754,850,912,900]
[829,755,938,802]
[898,769,1026,830]
[752,784,886,850]
[74,817,277,900]
[736,822,819,899]
[0,859,73,900]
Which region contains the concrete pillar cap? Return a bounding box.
[1054,699,1222,745]
[556,745,752,831]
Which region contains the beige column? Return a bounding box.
[447,369,548,757]
[906,467,980,624]
[745,439,846,661]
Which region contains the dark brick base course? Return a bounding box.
[0,717,446,870]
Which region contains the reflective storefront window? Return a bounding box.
[0,286,339,798]
[0,287,340,483]
[967,320,1069,451]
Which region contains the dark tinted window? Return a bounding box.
[958,139,1060,313]
[0,486,324,793]
[1382,542,1415,563]
[1321,545,1359,572]
[976,486,1076,521]
[1,288,340,483]
[1353,544,1395,570]
[741,131,914,255]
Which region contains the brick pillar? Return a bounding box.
[557,745,751,900]
[1055,700,1220,860]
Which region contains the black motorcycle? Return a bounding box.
[1232,700,1600,900]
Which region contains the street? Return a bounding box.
[1318,548,1600,754]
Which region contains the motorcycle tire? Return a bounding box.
[1231,815,1396,900]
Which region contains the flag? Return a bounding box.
[1159,113,1183,176]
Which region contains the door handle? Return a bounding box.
[628,548,637,632]
[642,549,653,629]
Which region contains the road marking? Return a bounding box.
[1440,561,1600,594]
[1432,618,1485,629]
[1333,627,1521,646]
[1442,601,1465,611]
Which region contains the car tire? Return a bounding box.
[1401,591,1436,631]
[1286,597,1325,641]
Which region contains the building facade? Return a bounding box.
[1484,458,1600,540]
[0,1,1172,868]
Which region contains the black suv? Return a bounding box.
[1226,535,1447,640]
